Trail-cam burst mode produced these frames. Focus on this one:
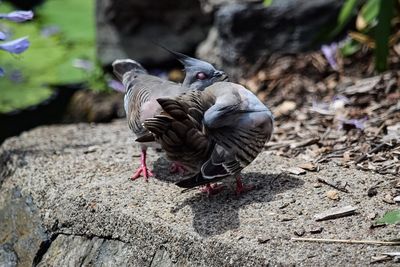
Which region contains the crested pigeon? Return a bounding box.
[139,81,274,194]
[112,52,226,181]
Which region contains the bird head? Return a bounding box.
[161,47,227,90]
[181,57,228,90]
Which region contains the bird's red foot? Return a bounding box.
[235,176,254,195]
[131,148,153,181]
[169,162,186,174]
[200,183,225,196]
[131,165,153,181]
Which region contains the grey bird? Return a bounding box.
[139,82,274,194]
[112,52,226,181]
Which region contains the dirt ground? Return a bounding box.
[238,48,400,179]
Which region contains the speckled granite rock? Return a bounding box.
[197,0,343,79]
[0,120,398,266]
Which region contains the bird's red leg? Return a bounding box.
[235,175,254,195]
[200,183,225,196]
[169,162,186,174]
[131,148,153,181]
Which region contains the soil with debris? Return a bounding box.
[241,47,400,177]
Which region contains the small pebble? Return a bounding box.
[326,190,340,200]
[383,194,395,204]
[368,212,378,220]
[298,162,318,172]
[367,187,378,197]
[287,167,306,175]
[393,195,400,203]
[313,182,322,188]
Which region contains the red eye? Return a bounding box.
[196,72,207,80]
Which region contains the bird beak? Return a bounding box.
[214,70,228,81]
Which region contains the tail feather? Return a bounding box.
[175,172,227,188]
[112,59,147,81]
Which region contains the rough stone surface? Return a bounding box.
[0,188,48,267]
[96,0,211,66]
[199,0,261,13]
[0,120,399,266]
[197,0,343,78]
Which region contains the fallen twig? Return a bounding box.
[314,205,357,221]
[317,178,349,193]
[355,143,388,164]
[290,137,320,149]
[291,237,400,246]
[264,140,293,149]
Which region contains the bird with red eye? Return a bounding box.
[196,72,208,80]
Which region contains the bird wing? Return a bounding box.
[124,74,188,139]
[139,82,274,189]
[141,94,213,171]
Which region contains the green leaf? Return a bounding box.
[375,210,400,225]
[374,0,395,72]
[360,0,380,25]
[330,0,359,38]
[263,0,273,7]
[340,38,361,56]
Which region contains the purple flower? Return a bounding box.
[9,70,23,83]
[321,43,338,70]
[108,79,125,93]
[0,37,30,54]
[332,95,350,103]
[311,100,332,115]
[0,10,33,22]
[41,25,60,37]
[338,116,368,130]
[0,31,6,41]
[311,95,349,115]
[0,67,4,77]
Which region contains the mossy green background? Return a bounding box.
[0,0,95,113]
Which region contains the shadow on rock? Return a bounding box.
[170,172,304,237]
[151,157,190,183]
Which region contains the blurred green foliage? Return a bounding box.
[0,0,104,113]
[263,0,273,7]
[335,0,397,72]
[329,0,359,39]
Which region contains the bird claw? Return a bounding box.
[169,162,186,174]
[131,166,154,182]
[235,176,254,195]
[200,183,225,196]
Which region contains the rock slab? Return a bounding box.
[0,120,398,266]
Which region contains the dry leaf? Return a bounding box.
[286,167,306,175]
[275,101,296,117]
[298,162,318,171]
